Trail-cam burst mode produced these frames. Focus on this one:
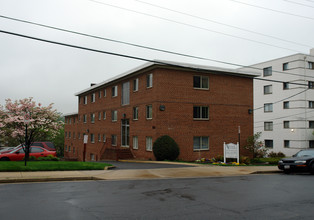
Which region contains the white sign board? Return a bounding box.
[83,135,88,144]
[24,113,31,125]
[224,142,239,163]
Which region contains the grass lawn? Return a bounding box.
[0,161,112,172]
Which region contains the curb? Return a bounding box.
[0,176,103,184]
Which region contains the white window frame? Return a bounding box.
[146,105,152,119]
[147,73,153,88]
[133,78,139,92]
[133,136,138,149]
[122,82,130,105]
[133,107,138,120]
[193,136,209,150]
[84,96,87,105]
[193,75,209,89]
[91,134,95,143]
[83,114,87,123]
[98,134,101,142]
[283,101,289,109]
[264,103,273,112]
[264,122,273,131]
[193,106,209,120]
[91,93,96,103]
[103,111,106,120]
[91,113,95,123]
[112,86,118,97]
[283,121,290,129]
[112,135,117,146]
[263,67,272,77]
[112,110,117,122]
[104,89,107,97]
[103,134,106,142]
[263,85,272,94]
[146,137,152,151]
[98,112,101,120]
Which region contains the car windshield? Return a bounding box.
[295,150,314,157]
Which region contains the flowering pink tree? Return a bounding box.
[0,98,63,164]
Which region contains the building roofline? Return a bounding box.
[63,112,78,117]
[75,60,260,96]
[247,53,309,67]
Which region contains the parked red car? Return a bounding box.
[0,146,56,161]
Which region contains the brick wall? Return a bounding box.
[64,66,254,161]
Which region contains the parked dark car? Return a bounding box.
[278,149,314,174]
[32,142,56,151]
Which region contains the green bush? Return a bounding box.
[153,135,180,161]
[250,157,281,165]
[240,156,250,164]
[268,151,286,158]
[37,155,60,161]
[214,155,224,162]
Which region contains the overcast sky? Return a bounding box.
[1,0,313,114]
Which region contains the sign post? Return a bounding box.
[83,135,88,162]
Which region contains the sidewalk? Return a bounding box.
[0,162,281,184]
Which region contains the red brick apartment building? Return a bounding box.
[64,61,258,161]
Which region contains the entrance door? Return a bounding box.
[121,119,129,147]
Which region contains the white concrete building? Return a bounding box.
[244,49,314,156]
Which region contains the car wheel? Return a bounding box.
[0,157,10,161]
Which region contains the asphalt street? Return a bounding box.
[1,174,313,220]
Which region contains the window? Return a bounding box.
[122,82,130,105]
[193,76,209,89]
[284,140,290,148]
[263,67,272,77]
[309,81,314,89]
[147,73,153,88]
[99,90,101,98]
[103,111,106,120]
[98,112,101,120]
[193,136,209,150]
[104,89,106,97]
[68,146,71,152]
[193,106,209,119]
[112,110,117,121]
[283,121,290,128]
[31,147,44,153]
[91,113,95,123]
[111,135,117,146]
[265,140,273,148]
[146,105,152,119]
[98,134,101,142]
[146,137,152,151]
[283,101,289,109]
[112,86,118,97]
[264,122,273,131]
[133,136,138,149]
[309,101,314,109]
[84,96,87,104]
[78,133,81,139]
[309,121,314,128]
[91,93,96,103]
[83,114,87,123]
[133,78,139,92]
[264,103,273,112]
[90,154,95,161]
[310,141,314,148]
[69,132,71,138]
[133,107,138,120]
[264,85,272,94]
[121,119,130,147]
[283,62,289,71]
[308,62,314,70]
[283,82,289,90]
[91,134,95,143]
[103,134,106,142]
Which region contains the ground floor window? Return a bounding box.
[112,135,117,146]
[133,136,138,149]
[90,154,95,161]
[265,139,273,148]
[284,140,290,148]
[310,141,314,148]
[193,136,209,150]
[146,137,152,151]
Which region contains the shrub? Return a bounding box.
[240,156,250,164]
[37,155,59,161]
[268,151,286,158]
[213,155,224,162]
[250,157,280,165]
[153,135,180,161]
